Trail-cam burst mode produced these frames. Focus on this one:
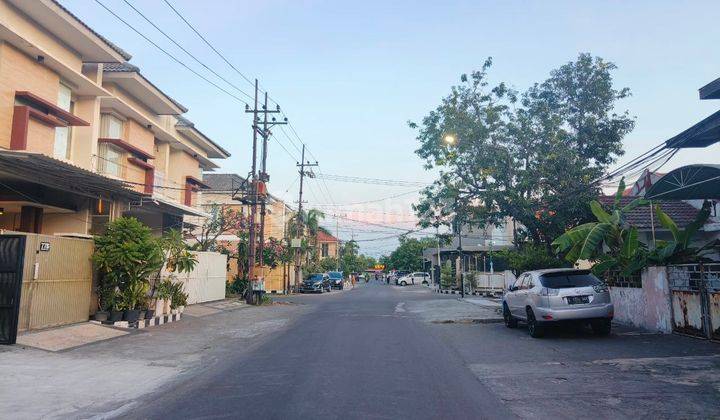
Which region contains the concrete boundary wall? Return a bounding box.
[162,251,227,304]
[610,266,672,333]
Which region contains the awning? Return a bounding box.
[646,164,720,200]
[0,150,141,200]
[127,195,209,218]
[665,110,720,149]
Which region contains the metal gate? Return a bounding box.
[0,235,26,344]
[668,263,720,340]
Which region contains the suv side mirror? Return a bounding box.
[508,285,517,292]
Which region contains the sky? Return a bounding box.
[61,0,720,256]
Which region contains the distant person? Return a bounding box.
[375,272,379,282]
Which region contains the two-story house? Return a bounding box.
[0,0,228,237]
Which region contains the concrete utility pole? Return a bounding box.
[294,144,318,291]
[239,80,284,304]
[245,79,259,304]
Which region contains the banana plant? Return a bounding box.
[552,178,649,276]
[649,201,716,264]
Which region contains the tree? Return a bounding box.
[189,204,248,252]
[384,237,437,272]
[411,54,635,251]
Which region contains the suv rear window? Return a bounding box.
[540,273,601,289]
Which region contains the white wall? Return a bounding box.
[162,251,227,304]
[609,266,672,333]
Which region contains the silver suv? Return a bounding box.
[502,268,614,338]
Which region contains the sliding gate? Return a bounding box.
[668,263,720,340]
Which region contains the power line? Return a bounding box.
[315,173,429,187]
[122,0,254,102]
[161,0,257,91]
[93,0,250,107]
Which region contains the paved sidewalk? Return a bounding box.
[0,300,306,419]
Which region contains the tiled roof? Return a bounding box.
[203,173,246,192]
[51,0,132,60]
[175,116,231,157]
[102,62,188,113]
[317,230,338,243]
[598,196,701,229]
[103,62,140,72]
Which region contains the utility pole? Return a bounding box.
[335,215,340,272]
[294,144,318,291]
[244,80,259,304]
[238,80,284,304]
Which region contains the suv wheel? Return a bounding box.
[503,303,518,328]
[526,308,544,338]
[591,319,612,336]
[422,281,428,286]
[400,281,407,286]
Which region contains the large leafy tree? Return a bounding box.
[385,237,438,272]
[411,54,635,250]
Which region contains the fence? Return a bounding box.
[667,263,720,339]
[162,251,227,304]
[12,232,94,332]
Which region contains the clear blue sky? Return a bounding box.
[62,0,720,256]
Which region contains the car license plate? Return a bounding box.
[567,296,589,305]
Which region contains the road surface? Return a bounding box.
[129,282,720,419]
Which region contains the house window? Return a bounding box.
[54,83,73,159]
[98,142,123,177]
[90,198,111,235]
[100,113,124,139]
[321,243,329,258]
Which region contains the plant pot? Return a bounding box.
[145,309,155,319]
[138,310,146,321]
[94,311,109,322]
[124,309,140,323]
[109,310,124,322]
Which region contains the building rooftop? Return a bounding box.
[598,196,701,230]
[203,173,246,192]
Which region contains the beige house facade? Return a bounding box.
[0,0,228,237]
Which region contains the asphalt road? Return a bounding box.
[130,281,720,419]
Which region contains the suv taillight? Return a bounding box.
[540,287,559,296]
[593,283,609,293]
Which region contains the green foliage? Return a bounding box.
[168,281,188,309]
[163,229,198,274]
[649,201,717,264]
[156,279,173,300]
[497,245,569,275]
[260,294,272,305]
[384,237,437,272]
[121,280,149,311]
[226,275,249,297]
[440,261,454,288]
[553,179,648,277]
[411,54,634,248]
[337,240,376,275]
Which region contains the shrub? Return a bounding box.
[226,275,249,297]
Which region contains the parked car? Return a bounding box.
[396,272,430,286]
[502,268,613,338]
[327,271,344,289]
[300,273,331,293]
[390,270,409,284]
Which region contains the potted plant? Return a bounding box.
[94,282,115,322]
[109,297,124,323]
[169,281,188,314]
[122,280,148,323]
[156,279,173,315]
